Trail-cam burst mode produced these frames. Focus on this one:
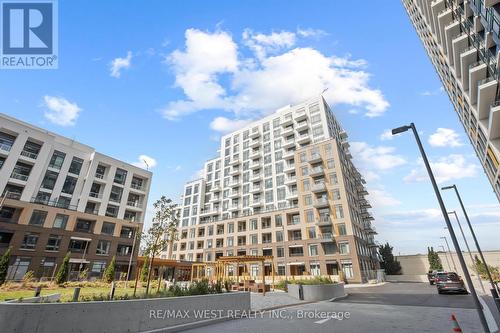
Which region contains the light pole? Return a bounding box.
[448,211,486,293]
[440,236,457,272]
[442,184,500,312]
[126,225,140,288]
[392,123,490,333]
[281,225,287,279]
[439,245,452,271]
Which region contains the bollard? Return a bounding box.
[298,284,304,300]
[72,287,81,302]
[109,282,116,300]
[34,286,42,297]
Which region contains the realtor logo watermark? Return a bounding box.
[1,0,58,69]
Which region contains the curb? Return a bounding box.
[140,316,236,333]
[328,293,349,302]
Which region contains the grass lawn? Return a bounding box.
[0,284,154,302]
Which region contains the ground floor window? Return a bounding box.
[39,257,56,278]
[7,256,32,280]
[310,263,320,276]
[326,262,338,275]
[341,260,353,278]
[277,265,285,276]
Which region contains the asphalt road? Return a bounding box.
[183,282,493,333]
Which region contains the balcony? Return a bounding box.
[250,185,262,193]
[295,110,307,122]
[315,216,331,227]
[339,131,347,139]
[211,185,221,192]
[282,117,293,127]
[251,173,262,182]
[127,200,143,208]
[250,150,262,159]
[88,192,102,199]
[367,239,379,248]
[313,198,329,208]
[296,121,308,132]
[10,172,29,181]
[318,233,334,243]
[251,200,263,207]
[250,130,261,139]
[284,163,295,173]
[210,196,221,203]
[311,182,327,193]
[250,139,260,148]
[229,191,240,198]
[357,185,368,196]
[283,139,296,149]
[230,180,241,188]
[284,176,296,185]
[286,190,298,200]
[130,183,144,191]
[229,168,240,176]
[250,160,262,170]
[296,133,311,144]
[229,159,241,166]
[199,208,221,216]
[228,205,240,212]
[0,143,12,152]
[282,126,295,137]
[309,167,324,177]
[20,150,38,160]
[308,154,322,164]
[282,150,296,159]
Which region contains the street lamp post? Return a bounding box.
[440,236,457,272]
[439,245,452,271]
[126,225,140,288]
[448,211,486,293]
[442,184,500,312]
[392,123,490,333]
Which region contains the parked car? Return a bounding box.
[435,272,467,294]
[427,270,443,285]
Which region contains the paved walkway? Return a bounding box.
[251,291,304,311]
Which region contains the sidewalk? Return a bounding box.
[250,291,306,311]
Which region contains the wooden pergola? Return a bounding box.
[190,255,275,295]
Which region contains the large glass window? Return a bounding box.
[74,219,93,233]
[49,151,66,170]
[46,234,62,251]
[29,210,47,226]
[114,168,128,185]
[20,233,39,250]
[53,214,68,229]
[69,157,84,175]
[109,186,123,203]
[0,132,16,151]
[96,240,111,255]
[101,222,115,235]
[41,170,58,190]
[62,176,77,194]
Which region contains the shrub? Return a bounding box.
[55,252,71,285]
[288,276,336,285]
[0,248,12,286]
[103,256,116,283]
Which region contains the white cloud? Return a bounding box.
[132,154,157,170]
[110,51,132,78]
[350,141,407,171]
[420,86,444,96]
[368,188,401,207]
[243,29,296,59]
[43,96,82,126]
[297,28,328,38]
[428,128,463,147]
[404,154,478,183]
[161,28,390,122]
[210,117,253,133]
[379,129,395,141]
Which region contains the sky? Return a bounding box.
[1,0,499,255]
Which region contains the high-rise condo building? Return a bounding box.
[167,96,378,283]
[0,114,152,280]
[403,0,500,200]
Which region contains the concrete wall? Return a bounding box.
[0,292,250,333]
[396,250,500,278]
[386,275,428,283]
[287,283,345,301]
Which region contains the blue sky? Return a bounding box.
[1,0,499,254]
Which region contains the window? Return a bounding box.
[327,159,335,168]
[101,222,115,235]
[11,162,32,181]
[0,131,16,151]
[289,246,304,257]
[96,240,111,255]
[329,173,338,185]
[131,177,144,190]
[308,227,316,239]
[21,233,39,250]
[333,189,341,200]
[117,244,132,256]
[339,242,350,254]
[0,156,5,169]
[49,151,66,170]
[29,210,47,226]
[227,223,234,233]
[335,205,344,219]
[277,247,284,257]
[274,214,282,227]
[110,186,123,203]
[341,261,353,278]
[337,223,347,236]
[41,171,58,190]
[262,233,272,243]
[303,195,312,206]
[261,217,271,229]
[276,230,283,242]
[105,205,119,218]
[120,226,134,239]
[91,261,106,277]
[53,214,68,229]
[74,219,93,233]
[309,244,319,256]
[46,235,62,251]
[306,210,314,223]
[62,176,78,194]
[95,165,106,179]
[114,168,128,185]
[57,197,71,209]
[69,157,84,175]
[250,234,258,244]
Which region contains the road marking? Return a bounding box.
[478,295,499,333]
[314,316,333,324]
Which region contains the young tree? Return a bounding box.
[427,247,443,270]
[141,196,179,294]
[378,242,402,275]
[140,259,149,282]
[55,252,71,284]
[103,256,116,283]
[0,247,12,285]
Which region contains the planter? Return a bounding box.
[287,283,345,301]
[0,292,250,333]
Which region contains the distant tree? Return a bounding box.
[427,247,443,270]
[378,242,402,275]
[141,196,179,294]
[0,247,12,285]
[55,252,71,284]
[103,256,116,283]
[473,255,500,282]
